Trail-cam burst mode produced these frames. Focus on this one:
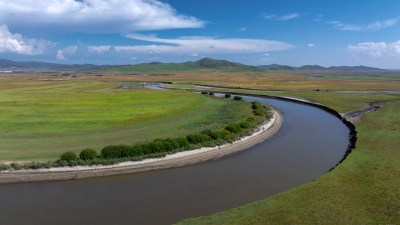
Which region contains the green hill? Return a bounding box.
[106,58,264,73]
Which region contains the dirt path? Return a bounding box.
[344,103,382,122]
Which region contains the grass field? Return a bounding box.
[1,69,399,224]
[0,80,253,161]
[175,88,400,224]
[70,69,400,91]
[321,75,400,80]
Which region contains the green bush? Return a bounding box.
[0,164,11,171]
[141,142,154,155]
[119,145,132,157]
[225,93,231,98]
[187,134,211,144]
[162,139,174,152]
[24,161,45,169]
[101,145,131,158]
[246,116,256,122]
[152,141,166,153]
[252,101,263,109]
[60,151,78,162]
[253,108,265,116]
[199,134,212,142]
[239,121,250,129]
[187,134,202,144]
[56,160,69,167]
[201,91,208,94]
[209,92,214,95]
[164,138,179,152]
[233,96,242,101]
[226,124,242,133]
[221,129,231,136]
[201,129,213,136]
[210,130,225,139]
[175,137,189,148]
[131,144,143,157]
[79,149,97,160]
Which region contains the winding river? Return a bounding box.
[0,93,349,225]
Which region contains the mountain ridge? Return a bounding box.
[257,64,385,71]
[0,58,388,72]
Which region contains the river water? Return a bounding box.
[0,94,349,225]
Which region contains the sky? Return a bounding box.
[0,0,400,68]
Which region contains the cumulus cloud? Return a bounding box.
[56,45,78,60]
[263,13,300,21]
[0,0,204,33]
[0,25,54,55]
[325,16,400,31]
[122,34,293,54]
[348,41,400,58]
[307,43,315,47]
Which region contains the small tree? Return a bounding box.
[60,151,78,162]
[79,149,97,160]
[201,91,208,94]
[131,144,143,157]
[225,94,231,98]
[233,96,243,101]
[101,145,125,158]
[175,137,189,148]
[208,92,214,95]
[239,121,250,129]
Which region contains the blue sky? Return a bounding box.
[0,0,400,68]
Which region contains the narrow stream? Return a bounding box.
[0,91,349,225]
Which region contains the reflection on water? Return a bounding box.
[0,95,349,225]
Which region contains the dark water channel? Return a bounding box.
[0,95,349,225]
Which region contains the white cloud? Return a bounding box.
[279,13,300,21]
[56,45,78,60]
[120,34,293,54]
[307,43,315,47]
[347,40,400,68]
[53,35,293,61]
[0,25,54,55]
[0,0,204,33]
[88,45,112,54]
[325,21,363,31]
[325,16,399,31]
[263,13,300,21]
[348,41,400,58]
[238,27,247,31]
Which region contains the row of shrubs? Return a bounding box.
[201,91,242,100]
[0,100,269,171]
[0,152,169,170]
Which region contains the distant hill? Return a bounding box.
[257,64,385,71]
[106,58,264,73]
[0,58,387,72]
[0,59,109,71]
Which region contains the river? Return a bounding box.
[0,93,349,225]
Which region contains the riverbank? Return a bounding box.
[0,108,282,183]
[178,91,399,225]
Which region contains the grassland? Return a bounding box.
[175,89,400,224]
[0,80,253,161]
[2,67,399,223]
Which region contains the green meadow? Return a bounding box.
[176,88,400,225]
[0,80,253,161]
